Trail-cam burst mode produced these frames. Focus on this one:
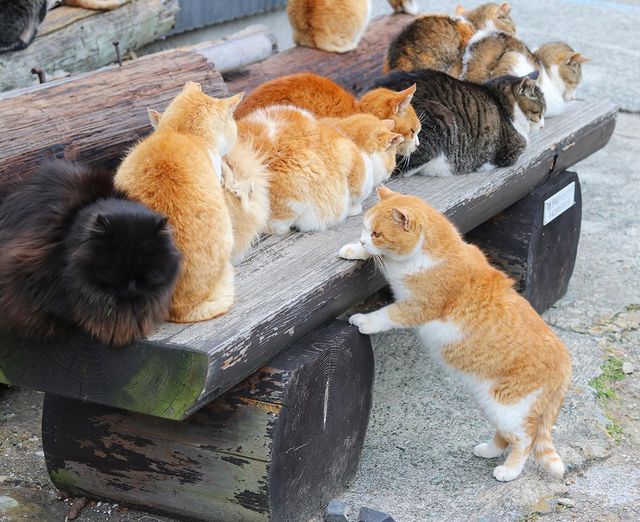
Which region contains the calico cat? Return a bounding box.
[239,106,402,234]
[384,3,516,73]
[0,0,131,53]
[116,82,243,323]
[148,108,271,262]
[374,69,545,176]
[387,0,419,15]
[458,33,588,117]
[339,186,572,482]
[0,160,180,346]
[287,0,371,53]
[235,73,421,156]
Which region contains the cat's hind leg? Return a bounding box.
[174,262,235,322]
[474,432,509,459]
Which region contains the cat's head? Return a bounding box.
[149,82,244,155]
[333,114,404,184]
[458,3,516,35]
[535,43,588,102]
[66,199,182,346]
[488,72,546,132]
[357,186,460,261]
[358,85,421,156]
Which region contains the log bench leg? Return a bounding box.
[41,321,373,522]
[466,170,582,313]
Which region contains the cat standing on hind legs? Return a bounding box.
[339,187,571,481]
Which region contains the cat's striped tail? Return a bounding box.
[534,372,572,478]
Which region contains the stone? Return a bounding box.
[557,497,576,508]
[0,496,20,513]
[622,362,634,374]
[359,506,395,522]
[326,499,350,522]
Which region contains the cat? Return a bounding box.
[235,72,421,157]
[115,82,243,323]
[387,0,419,15]
[373,69,545,176]
[384,3,516,73]
[287,0,371,53]
[239,106,402,234]
[0,0,131,53]
[0,160,181,346]
[339,186,572,482]
[147,108,271,262]
[457,33,588,117]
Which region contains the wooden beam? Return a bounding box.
[0,0,179,93]
[42,322,374,521]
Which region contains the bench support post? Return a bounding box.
[466,170,582,313]
[42,321,373,522]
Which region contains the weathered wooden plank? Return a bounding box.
[43,322,373,522]
[0,0,180,92]
[0,99,617,420]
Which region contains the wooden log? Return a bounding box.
[223,13,416,95]
[42,321,374,522]
[0,0,180,93]
[466,170,582,313]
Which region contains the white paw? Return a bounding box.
[338,242,370,260]
[547,459,565,479]
[347,203,363,217]
[349,313,377,335]
[493,465,521,482]
[474,442,504,459]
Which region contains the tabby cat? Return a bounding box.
[287,0,371,53]
[239,106,402,234]
[374,69,545,176]
[458,33,588,117]
[235,72,421,156]
[339,186,572,482]
[0,160,180,346]
[384,3,516,73]
[116,82,243,323]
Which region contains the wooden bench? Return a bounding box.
[0,14,617,522]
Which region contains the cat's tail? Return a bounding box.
[534,371,572,478]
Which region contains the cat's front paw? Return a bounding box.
[493,465,521,482]
[349,313,378,335]
[474,442,504,459]
[338,242,371,260]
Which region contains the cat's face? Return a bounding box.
[513,75,546,131]
[152,82,244,154]
[71,206,181,302]
[460,3,516,35]
[358,86,421,155]
[536,43,588,101]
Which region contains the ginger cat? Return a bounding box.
[339,186,572,482]
[387,0,419,15]
[115,82,243,323]
[235,73,421,156]
[287,0,371,53]
[239,106,402,234]
[148,108,270,261]
[458,33,588,117]
[384,3,516,73]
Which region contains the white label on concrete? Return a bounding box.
[543,182,575,225]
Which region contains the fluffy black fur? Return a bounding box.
[0,160,181,346]
[0,0,48,53]
[374,69,545,176]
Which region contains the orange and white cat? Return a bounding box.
[116,82,243,322]
[339,187,572,482]
[287,0,371,53]
[236,73,421,156]
[387,0,419,15]
[239,106,402,234]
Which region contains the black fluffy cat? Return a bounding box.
[374,69,546,176]
[0,0,48,53]
[0,160,181,346]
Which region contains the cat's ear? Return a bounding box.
[455,5,466,16]
[387,133,404,149]
[391,207,411,230]
[526,70,539,81]
[183,81,202,93]
[393,84,416,114]
[381,119,396,130]
[91,213,109,235]
[498,3,511,16]
[224,92,245,114]
[568,52,589,65]
[518,74,537,94]
[147,108,162,128]
[376,185,395,201]
[156,216,170,230]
